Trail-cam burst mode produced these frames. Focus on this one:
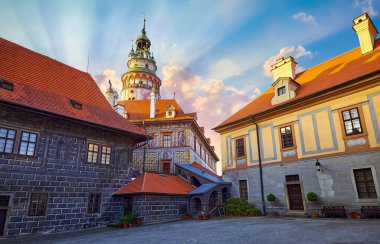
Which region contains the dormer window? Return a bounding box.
[70,100,82,110]
[277,86,286,96]
[165,104,176,118]
[0,79,14,91]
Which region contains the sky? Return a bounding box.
[1,0,379,172]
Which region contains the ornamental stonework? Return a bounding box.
[175,151,190,164]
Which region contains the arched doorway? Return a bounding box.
[191,176,201,187]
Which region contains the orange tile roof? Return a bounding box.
[114,172,194,195]
[0,38,147,138]
[190,162,219,177]
[216,39,380,129]
[117,99,196,121]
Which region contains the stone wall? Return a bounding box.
[223,150,380,214]
[131,195,188,224]
[0,105,137,237]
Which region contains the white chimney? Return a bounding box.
[352,13,378,55]
[271,56,297,82]
[115,104,126,118]
[150,87,156,119]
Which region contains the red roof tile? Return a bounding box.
[216,39,380,129]
[114,172,194,195]
[190,162,219,177]
[117,99,195,121]
[0,38,147,138]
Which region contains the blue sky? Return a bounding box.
[1,0,379,162]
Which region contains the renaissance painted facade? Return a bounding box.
[214,13,380,215]
[106,20,218,174]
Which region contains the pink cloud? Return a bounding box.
[161,65,261,166]
[93,68,121,94]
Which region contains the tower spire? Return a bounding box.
[142,18,146,35]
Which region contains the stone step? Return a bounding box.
[283,211,308,218]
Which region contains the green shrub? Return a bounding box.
[119,212,138,224]
[224,198,260,216]
[266,193,275,202]
[119,215,128,224]
[306,192,318,203]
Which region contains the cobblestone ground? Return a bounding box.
[1,217,380,244]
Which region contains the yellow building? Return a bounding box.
[214,13,380,215]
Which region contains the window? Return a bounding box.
[235,138,245,158]
[239,180,248,201]
[19,131,37,156]
[88,193,101,213]
[87,143,99,163]
[342,108,363,136]
[280,126,294,148]
[101,146,111,165]
[70,99,82,110]
[28,193,47,216]
[354,168,377,199]
[0,79,14,91]
[163,134,171,147]
[0,127,16,153]
[277,86,286,96]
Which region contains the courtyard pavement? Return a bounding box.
[2,217,380,244]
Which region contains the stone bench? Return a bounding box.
[321,206,347,218]
[361,206,380,219]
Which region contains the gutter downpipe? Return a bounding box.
[250,115,266,216]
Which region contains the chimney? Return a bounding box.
[352,13,378,55]
[150,87,156,119]
[115,104,127,118]
[270,56,297,82]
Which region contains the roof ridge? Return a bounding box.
[141,172,147,192]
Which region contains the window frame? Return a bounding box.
[0,127,16,154]
[338,104,368,140]
[18,131,38,156]
[342,107,363,136]
[28,192,48,216]
[87,143,99,164]
[235,137,246,159]
[100,145,112,165]
[277,86,286,96]
[87,193,102,214]
[0,125,40,157]
[239,179,249,201]
[162,132,172,148]
[353,168,378,199]
[280,125,294,149]
[278,123,297,151]
[86,142,113,165]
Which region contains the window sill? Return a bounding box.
[235,156,247,160]
[342,132,368,140]
[280,146,297,152]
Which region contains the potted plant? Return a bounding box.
[348,211,361,219]
[306,192,319,218]
[119,215,128,228]
[126,212,138,227]
[266,193,277,216]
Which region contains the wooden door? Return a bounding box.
[287,184,304,210]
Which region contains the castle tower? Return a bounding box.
[121,19,161,101]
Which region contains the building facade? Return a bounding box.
[107,20,218,173]
[0,38,148,238]
[214,13,380,214]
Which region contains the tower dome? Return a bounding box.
[121,19,161,101]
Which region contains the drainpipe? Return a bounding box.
[133,139,149,173]
[250,115,266,216]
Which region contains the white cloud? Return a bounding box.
[354,0,378,16]
[292,12,316,24]
[160,65,261,160]
[263,45,313,77]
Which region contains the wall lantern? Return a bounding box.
[315,159,322,172]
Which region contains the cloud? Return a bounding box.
[160,65,261,160]
[93,69,122,95]
[263,45,313,78]
[292,12,316,24]
[354,0,378,16]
